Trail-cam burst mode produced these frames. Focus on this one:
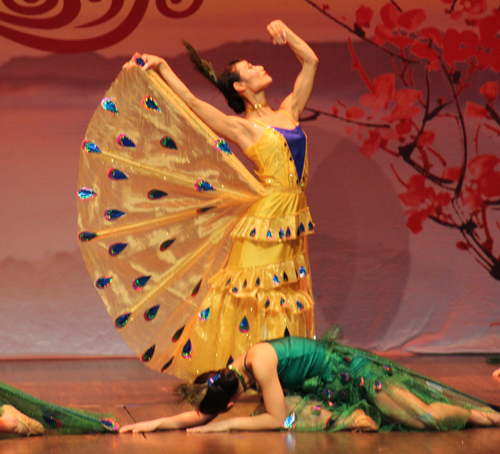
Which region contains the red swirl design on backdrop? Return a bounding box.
[0,0,204,53]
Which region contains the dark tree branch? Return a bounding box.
[302,107,391,128]
[389,0,403,12]
[485,103,500,127]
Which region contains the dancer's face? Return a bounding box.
[233,60,273,94]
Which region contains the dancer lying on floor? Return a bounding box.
[119,335,500,433]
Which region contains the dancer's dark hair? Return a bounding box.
[177,368,239,415]
[183,41,246,114]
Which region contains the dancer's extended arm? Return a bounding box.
[119,410,215,433]
[269,21,318,120]
[134,55,251,148]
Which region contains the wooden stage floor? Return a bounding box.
[1,355,499,454]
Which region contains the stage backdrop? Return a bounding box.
[0,0,499,358]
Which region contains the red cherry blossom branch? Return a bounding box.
[303,0,417,64]
[301,107,391,128]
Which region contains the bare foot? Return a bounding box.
[348,409,379,432]
[0,405,44,436]
[493,368,500,379]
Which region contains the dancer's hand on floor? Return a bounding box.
[186,420,230,433]
[119,420,161,434]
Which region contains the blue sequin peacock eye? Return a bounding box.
[108,243,127,256]
[296,300,304,311]
[239,316,249,333]
[42,413,62,429]
[284,327,290,337]
[114,312,131,328]
[267,230,273,240]
[273,275,280,285]
[142,96,161,112]
[265,299,270,308]
[78,187,97,200]
[226,356,234,367]
[283,272,288,282]
[308,221,314,231]
[161,357,174,372]
[286,227,291,238]
[192,279,202,296]
[142,345,155,362]
[101,97,119,114]
[249,228,256,238]
[299,223,305,233]
[226,277,231,285]
[104,209,125,221]
[96,276,112,289]
[282,412,295,430]
[117,134,136,148]
[160,136,177,149]
[148,189,168,199]
[255,277,260,286]
[232,287,238,294]
[100,418,119,431]
[299,266,307,278]
[214,138,231,154]
[242,280,247,288]
[82,140,101,153]
[79,231,98,242]
[133,275,151,290]
[340,373,350,383]
[108,168,128,180]
[135,56,145,66]
[172,325,184,342]
[144,305,160,321]
[195,179,215,191]
[279,228,285,239]
[182,339,192,358]
[323,389,333,401]
[384,365,393,375]
[160,239,175,251]
[374,381,383,391]
[280,298,286,306]
[199,307,210,322]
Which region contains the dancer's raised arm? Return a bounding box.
[134,55,253,149]
[268,21,318,121]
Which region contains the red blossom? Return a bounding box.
[359,73,395,114]
[410,41,440,70]
[442,29,480,67]
[480,81,499,105]
[465,102,490,119]
[421,27,443,47]
[345,106,365,119]
[418,130,436,147]
[463,155,500,209]
[322,4,330,11]
[399,175,451,234]
[456,241,471,250]
[331,105,339,116]
[360,129,384,157]
[380,2,401,29]
[442,167,461,182]
[398,9,426,31]
[460,0,488,16]
[355,5,374,28]
[476,11,500,71]
[396,119,412,136]
[381,89,422,122]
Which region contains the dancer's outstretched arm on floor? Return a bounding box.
[119,410,215,433]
